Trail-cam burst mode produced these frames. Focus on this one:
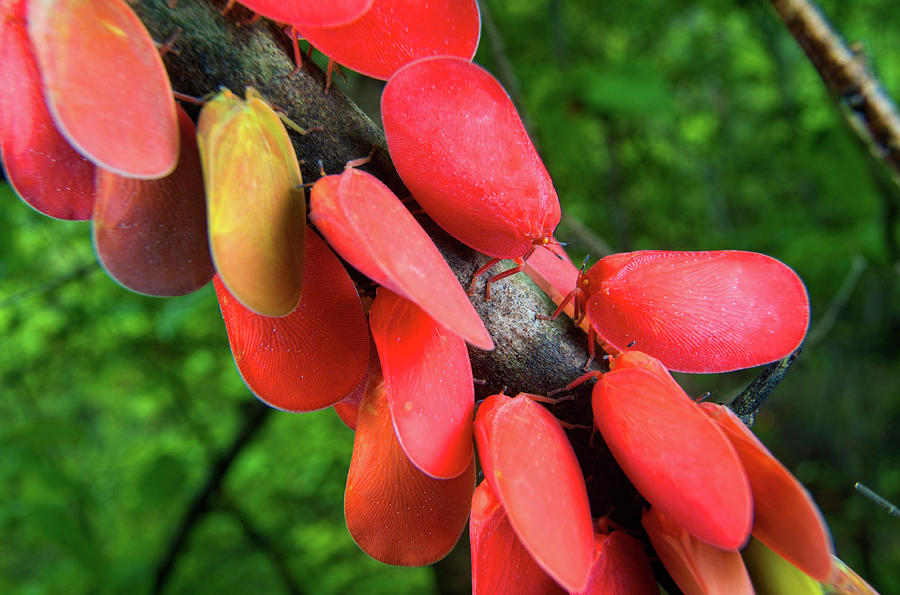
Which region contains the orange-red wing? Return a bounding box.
[27,0,178,178]
[701,402,834,580]
[0,0,94,219]
[370,288,474,479]
[571,531,658,595]
[382,56,560,259]
[238,0,373,27]
[595,351,753,550]
[583,251,810,373]
[297,0,480,81]
[93,106,213,296]
[473,394,594,592]
[344,370,475,566]
[470,479,566,595]
[643,506,753,595]
[310,167,493,350]
[214,229,368,412]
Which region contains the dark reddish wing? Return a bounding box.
[470,480,566,595]
[27,0,178,178]
[595,351,753,549]
[93,106,214,296]
[310,167,493,350]
[344,370,475,566]
[383,56,560,259]
[214,229,368,412]
[297,0,480,81]
[474,394,594,592]
[584,250,810,373]
[0,0,94,220]
[238,0,373,27]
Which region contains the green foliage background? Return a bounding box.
[2,0,899,592]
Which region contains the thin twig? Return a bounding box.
[768,0,900,188]
[854,482,900,518]
[729,346,802,426]
[806,254,867,347]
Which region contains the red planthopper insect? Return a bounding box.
[369,288,475,480]
[295,0,480,81]
[343,366,475,566]
[93,106,214,297]
[0,0,95,220]
[26,0,179,179]
[473,393,594,592]
[567,350,754,551]
[382,56,562,300]
[310,165,493,350]
[545,250,810,373]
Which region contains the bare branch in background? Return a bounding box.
[768,0,900,189]
[806,254,867,347]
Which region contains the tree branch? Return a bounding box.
[768,0,900,188]
[133,0,595,404]
[153,401,271,593]
[729,346,802,426]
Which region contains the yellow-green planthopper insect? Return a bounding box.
[196,87,306,317]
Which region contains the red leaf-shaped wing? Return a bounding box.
[370,288,474,479]
[214,229,368,412]
[583,251,810,373]
[310,167,492,350]
[701,402,834,580]
[383,56,560,259]
[0,0,94,220]
[572,531,658,595]
[474,394,594,592]
[595,351,752,549]
[27,0,178,178]
[470,479,566,595]
[238,0,373,27]
[93,106,214,296]
[643,506,754,595]
[345,370,475,566]
[296,0,480,80]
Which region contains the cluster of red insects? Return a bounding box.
[1,0,877,593]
